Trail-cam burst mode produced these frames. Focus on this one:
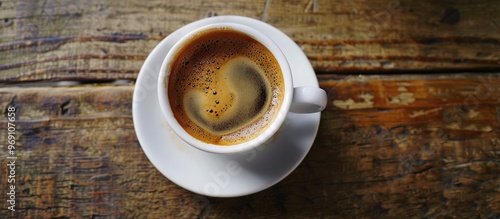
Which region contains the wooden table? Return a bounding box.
[1,0,499,218]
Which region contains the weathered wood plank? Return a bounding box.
[0,74,499,218]
[0,87,202,218]
[1,0,499,82]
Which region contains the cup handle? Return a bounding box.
[289,86,327,113]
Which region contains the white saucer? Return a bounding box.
[133,16,322,197]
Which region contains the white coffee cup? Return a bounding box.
[158,23,327,154]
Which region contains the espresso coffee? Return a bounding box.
[166,27,284,145]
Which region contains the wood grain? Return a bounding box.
[1,0,499,82]
[1,74,499,218]
[1,0,499,218]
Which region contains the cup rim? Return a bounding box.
[157,22,293,154]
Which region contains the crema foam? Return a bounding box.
[166,28,284,145]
